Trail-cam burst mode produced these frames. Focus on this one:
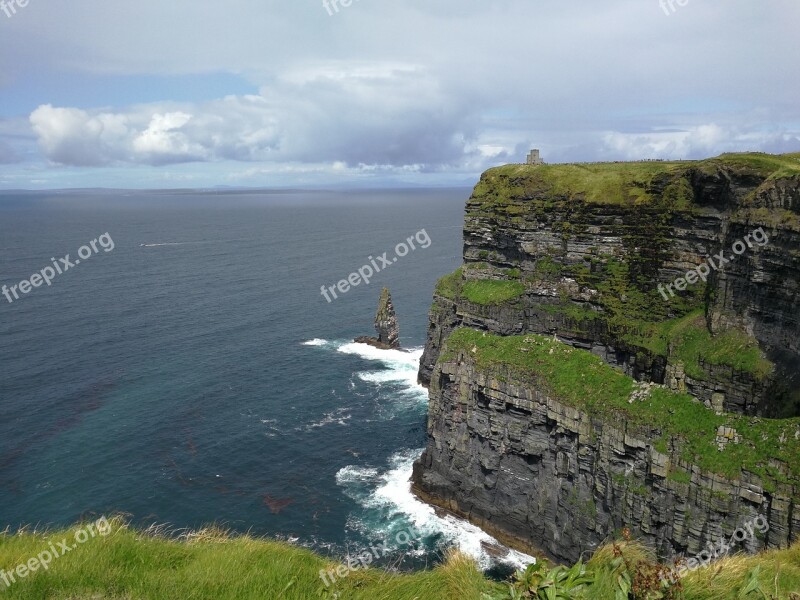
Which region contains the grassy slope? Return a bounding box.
[472,152,800,207]
[434,268,772,381]
[441,328,800,488]
[0,522,489,600]
[1,522,799,599]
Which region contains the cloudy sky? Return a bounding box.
[0,0,798,189]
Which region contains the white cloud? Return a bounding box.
[28,62,484,169]
[30,105,131,166]
[598,125,800,161]
[132,112,203,164]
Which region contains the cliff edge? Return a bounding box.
[412,152,800,564]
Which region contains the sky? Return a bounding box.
[0,0,798,189]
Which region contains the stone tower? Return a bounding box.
[526,149,543,165]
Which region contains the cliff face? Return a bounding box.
[413,153,800,563]
[413,335,800,564]
[419,154,800,417]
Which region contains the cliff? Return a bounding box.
[419,153,800,417]
[413,152,800,564]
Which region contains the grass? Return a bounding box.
[623,310,773,381]
[435,268,526,306]
[0,520,490,600]
[462,280,526,306]
[440,328,800,486]
[434,267,464,300]
[710,152,800,180]
[471,152,800,208]
[472,161,688,206]
[441,258,771,381]
[2,521,799,599]
[585,540,800,600]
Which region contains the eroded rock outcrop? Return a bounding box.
[355,287,400,350]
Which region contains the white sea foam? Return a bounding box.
[304,338,426,401]
[338,450,536,571]
[305,408,352,430]
[310,337,534,570]
[335,465,380,486]
[139,242,194,247]
[338,342,426,399]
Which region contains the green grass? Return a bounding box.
[437,265,771,381]
[434,268,464,300]
[710,152,800,180]
[666,469,692,484]
[462,280,526,306]
[440,328,800,485]
[472,161,688,206]
[2,521,798,599]
[585,540,800,600]
[435,269,526,306]
[0,521,490,600]
[470,152,800,208]
[623,310,773,381]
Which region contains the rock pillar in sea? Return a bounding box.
[354,287,401,350]
[375,287,400,349]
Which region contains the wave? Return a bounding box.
[303,338,426,404]
[301,408,352,430]
[306,337,534,570]
[337,342,426,400]
[139,241,221,247]
[337,450,536,571]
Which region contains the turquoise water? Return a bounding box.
[0,189,532,570]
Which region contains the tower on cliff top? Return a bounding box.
[526,149,543,165]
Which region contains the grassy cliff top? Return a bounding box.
[1,520,798,599]
[440,328,800,489]
[472,152,800,207]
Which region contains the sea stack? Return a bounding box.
[354,287,400,350]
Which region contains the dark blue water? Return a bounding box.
[0,189,534,569]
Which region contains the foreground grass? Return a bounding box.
[583,541,800,600]
[0,521,490,600]
[1,521,799,599]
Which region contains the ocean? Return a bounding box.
[0,188,533,572]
